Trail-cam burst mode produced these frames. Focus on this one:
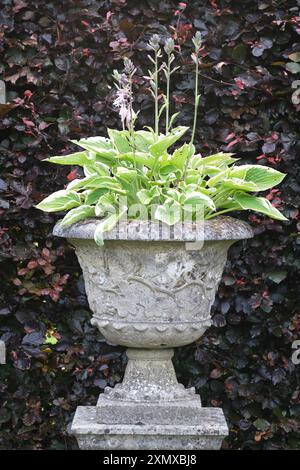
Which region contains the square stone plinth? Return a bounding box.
[71,406,228,450]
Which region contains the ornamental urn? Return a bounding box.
[53,217,253,450]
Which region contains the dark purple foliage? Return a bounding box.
[0,0,300,449]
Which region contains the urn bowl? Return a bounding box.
[53,217,252,348]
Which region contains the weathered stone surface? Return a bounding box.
[71,406,228,450]
[53,218,253,450]
[0,340,5,364]
[72,238,231,348]
[96,349,201,425]
[100,349,192,402]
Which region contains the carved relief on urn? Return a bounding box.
[73,238,230,348]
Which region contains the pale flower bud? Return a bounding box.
[149,34,160,51]
[192,31,202,50]
[124,57,136,75]
[112,69,121,81]
[164,37,175,55]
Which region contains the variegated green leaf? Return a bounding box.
[60,205,95,226]
[35,190,81,212]
[234,193,287,220]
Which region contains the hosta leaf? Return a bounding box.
[234,193,287,220]
[228,166,248,179]
[168,143,194,171]
[159,164,180,177]
[115,167,143,201]
[92,162,110,176]
[68,175,125,193]
[137,187,160,205]
[116,167,138,180]
[35,190,81,212]
[214,200,240,212]
[60,205,95,226]
[94,207,127,246]
[84,165,96,177]
[97,192,119,213]
[202,165,223,177]
[207,169,229,187]
[229,165,285,190]
[46,151,91,166]
[154,201,182,225]
[84,188,108,205]
[244,165,286,190]
[94,154,118,166]
[159,172,177,183]
[133,132,153,152]
[222,178,258,191]
[201,186,217,196]
[115,167,140,187]
[192,152,237,169]
[134,130,155,147]
[72,136,113,153]
[72,139,117,166]
[116,152,155,169]
[165,188,181,202]
[184,191,216,211]
[149,126,189,157]
[107,129,132,153]
[185,169,202,185]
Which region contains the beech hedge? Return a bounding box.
[0,0,300,449]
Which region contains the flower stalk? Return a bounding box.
[113,58,138,168]
[190,31,202,146]
[164,38,175,133]
[183,32,202,180]
[148,34,162,140]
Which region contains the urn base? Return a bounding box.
[71,405,228,450]
[70,348,228,450]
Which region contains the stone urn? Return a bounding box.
[53,217,253,450]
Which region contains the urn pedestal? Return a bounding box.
[53,217,253,450]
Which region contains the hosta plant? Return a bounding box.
[36,33,287,245]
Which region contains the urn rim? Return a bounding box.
[53,216,253,242]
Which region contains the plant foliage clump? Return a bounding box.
[36,35,286,245]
